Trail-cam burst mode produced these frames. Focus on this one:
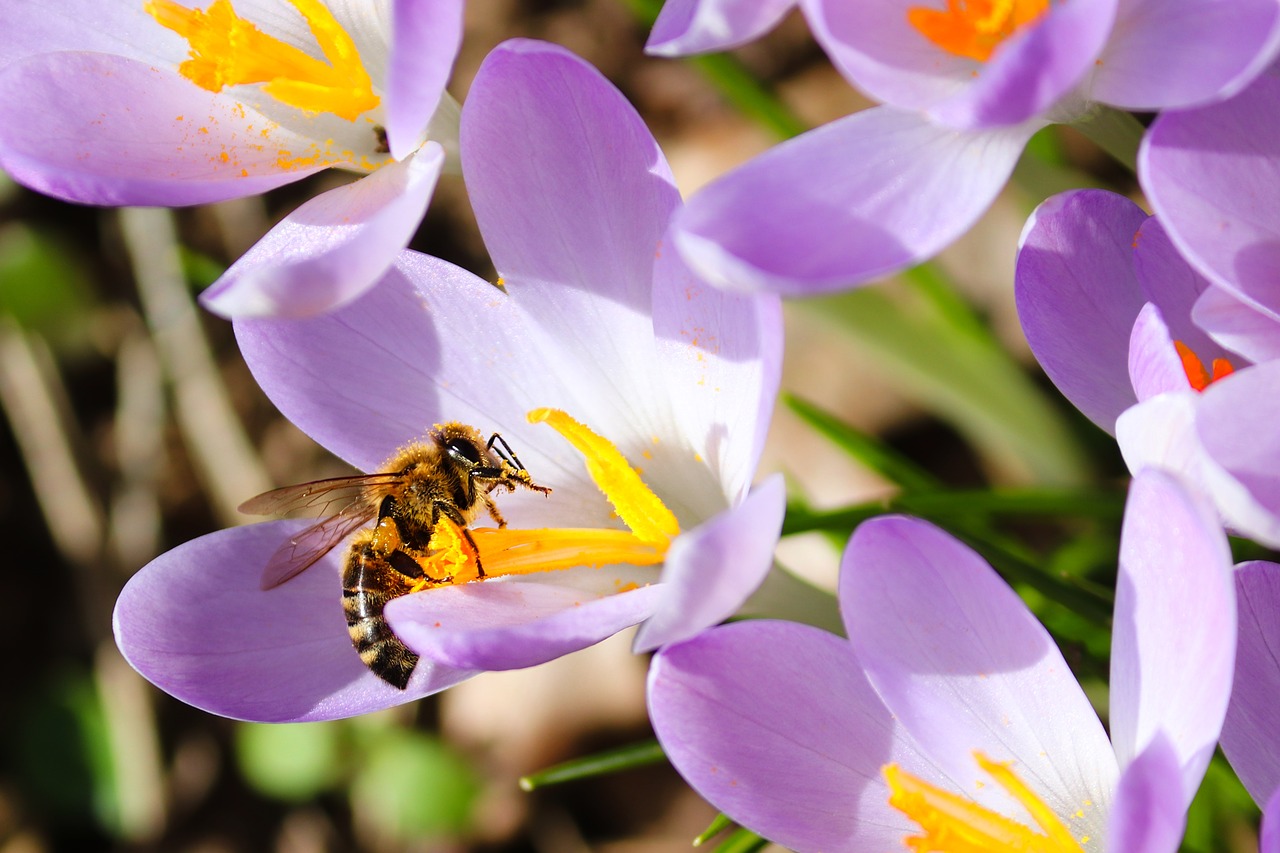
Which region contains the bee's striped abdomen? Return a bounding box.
[342,530,420,690]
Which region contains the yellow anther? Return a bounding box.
[528,408,680,548]
[410,410,678,585]
[907,0,1051,62]
[145,0,379,120]
[884,753,1087,852]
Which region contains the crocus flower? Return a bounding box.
[113,39,784,722]
[1015,187,1280,547]
[646,0,1280,295]
[1220,561,1280,852]
[1141,67,1280,342]
[649,469,1234,852]
[0,0,464,317]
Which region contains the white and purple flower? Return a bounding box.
[0,0,465,317]
[647,0,1280,295]
[1015,187,1280,547]
[649,470,1235,852]
[112,39,784,723]
[1141,65,1280,345]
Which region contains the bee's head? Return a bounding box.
[430,422,500,476]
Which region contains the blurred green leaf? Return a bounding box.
[619,0,807,140]
[785,394,938,493]
[179,246,227,291]
[520,739,665,791]
[11,669,120,834]
[349,728,481,841]
[0,223,95,343]
[234,721,344,802]
[801,266,1093,487]
[1182,754,1259,853]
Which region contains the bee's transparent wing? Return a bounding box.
[240,473,399,590]
[258,505,379,590]
[238,473,399,517]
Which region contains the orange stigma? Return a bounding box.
[907,0,1051,62]
[1174,340,1235,392]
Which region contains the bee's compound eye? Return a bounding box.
[445,439,482,466]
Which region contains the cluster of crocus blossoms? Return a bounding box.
[648,0,1280,294]
[6,0,1280,849]
[113,39,785,723]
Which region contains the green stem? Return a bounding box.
[1069,105,1145,173]
[518,740,665,790]
[620,0,807,140]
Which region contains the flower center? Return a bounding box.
[145,0,379,121]
[1174,341,1235,392]
[907,0,1051,62]
[409,408,679,589]
[884,752,1091,852]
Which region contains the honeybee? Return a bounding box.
[240,423,552,689]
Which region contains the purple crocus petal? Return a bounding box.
[1128,303,1189,401]
[463,39,679,312]
[1132,217,1224,363]
[237,254,533,473]
[1106,735,1189,853]
[1193,285,1280,364]
[385,0,463,160]
[648,621,929,853]
[1014,189,1148,433]
[1197,362,1280,546]
[1221,561,1280,806]
[0,0,180,66]
[1263,787,1280,853]
[1140,73,1280,317]
[928,0,1117,130]
[1115,392,1200,486]
[651,242,783,503]
[386,581,665,671]
[113,520,474,723]
[201,145,443,319]
[674,105,1036,295]
[0,52,323,206]
[1108,470,1233,801]
[632,474,785,653]
[841,516,1117,825]
[1091,0,1280,110]
[646,0,798,55]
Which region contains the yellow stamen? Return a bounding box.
[907,0,1051,62]
[413,409,679,584]
[145,0,379,120]
[884,752,1088,852]
[527,408,680,549]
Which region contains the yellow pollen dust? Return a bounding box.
[907,0,1051,62]
[414,408,679,584]
[884,752,1088,852]
[145,0,379,120]
[1174,340,1235,392]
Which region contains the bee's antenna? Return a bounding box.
[487,432,528,473]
